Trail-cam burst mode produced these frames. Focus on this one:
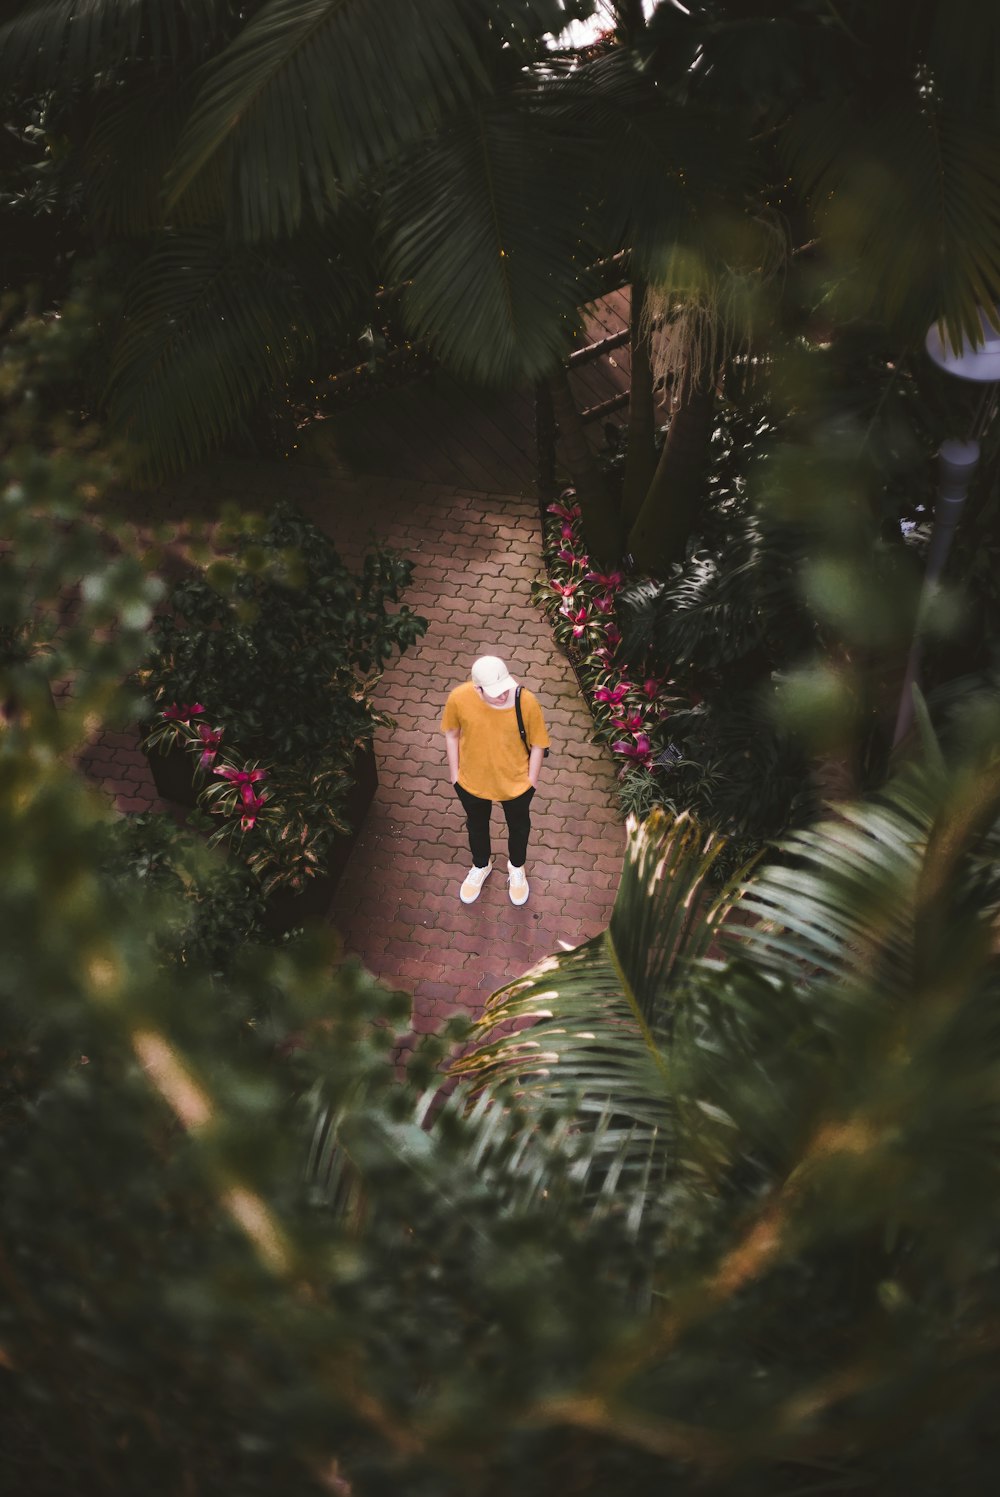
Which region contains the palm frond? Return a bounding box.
[725,805,919,1000]
[718,768,954,1003]
[84,78,227,235]
[0,0,232,85]
[449,766,1000,1215]
[670,758,1000,1228]
[449,812,735,1213]
[306,1078,613,1231]
[618,516,806,676]
[381,95,603,386]
[104,226,366,476]
[167,0,569,239]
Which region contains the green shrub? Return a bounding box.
[94,812,273,980]
[140,503,427,891]
[142,502,427,764]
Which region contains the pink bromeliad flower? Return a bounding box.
[557,548,585,566]
[603,623,622,648]
[237,786,268,831]
[593,682,629,706]
[163,702,205,722]
[547,499,581,523]
[214,765,268,828]
[584,568,624,591]
[612,733,653,768]
[214,765,267,790]
[560,603,591,638]
[552,579,577,602]
[197,724,223,769]
[593,593,615,614]
[641,676,665,699]
[611,711,645,734]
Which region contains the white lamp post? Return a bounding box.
[891,311,1000,748]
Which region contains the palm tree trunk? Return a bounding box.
[621,279,657,529]
[625,379,715,576]
[547,367,622,568]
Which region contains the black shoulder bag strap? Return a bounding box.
[515,687,549,758]
[514,687,529,755]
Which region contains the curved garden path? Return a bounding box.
[81,457,626,1055]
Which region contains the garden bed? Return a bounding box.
[137,502,423,923]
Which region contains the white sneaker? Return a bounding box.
[460,862,492,904]
[507,860,529,906]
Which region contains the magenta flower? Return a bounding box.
[557,548,585,566]
[197,724,223,769]
[603,623,622,647]
[238,788,268,831]
[611,711,645,734]
[593,593,615,614]
[547,499,581,523]
[584,569,624,591]
[552,579,577,601]
[163,702,205,722]
[642,676,665,699]
[593,682,629,705]
[560,522,575,541]
[560,603,591,638]
[612,733,653,768]
[214,764,267,787]
[212,765,269,829]
[215,765,266,797]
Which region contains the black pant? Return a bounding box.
[455,783,535,868]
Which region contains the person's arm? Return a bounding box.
[528,744,544,788]
[445,728,461,783]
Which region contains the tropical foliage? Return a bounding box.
[141,503,427,763]
[0,0,611,473]
[533,490,685,808]
[576,336,995,854]
[8,268,1000,1497]
[6,12,1000,1489]
[138,503,425,893]
[437,740,1000,1490]
[199,732,355,897]
[5,0,998,520]
[95,810,274,982]
[611,399,815,846]
[536,402,812,852]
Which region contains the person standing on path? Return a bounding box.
[441,655,551,906]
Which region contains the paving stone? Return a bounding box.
[116,793,156,814]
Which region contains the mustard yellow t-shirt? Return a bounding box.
[440,683,551,801]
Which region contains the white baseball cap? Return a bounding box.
[471,655,518,698]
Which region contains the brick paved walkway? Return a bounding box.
[80,459,626,1051]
